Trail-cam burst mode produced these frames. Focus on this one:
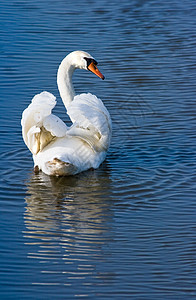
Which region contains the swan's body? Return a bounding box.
[21,51,112,176]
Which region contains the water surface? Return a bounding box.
[1,0,196,299]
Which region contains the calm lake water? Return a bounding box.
[1,0,196,299]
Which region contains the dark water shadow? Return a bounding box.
[23,164,115,278]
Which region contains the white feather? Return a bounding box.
[21,51,112,176]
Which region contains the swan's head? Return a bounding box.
[67,51,105,80]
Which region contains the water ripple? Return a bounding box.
[1,0,196,298]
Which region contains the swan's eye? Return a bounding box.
[84,57,98,68]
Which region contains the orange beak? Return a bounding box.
[88,62,105,80]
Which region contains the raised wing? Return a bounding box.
[66,93,112,152]
[21,91,67,155]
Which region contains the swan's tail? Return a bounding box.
[45,158,78,176]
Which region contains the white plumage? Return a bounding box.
[21,51,112,176]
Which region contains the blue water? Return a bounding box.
[1,0,196,299]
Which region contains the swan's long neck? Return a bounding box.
[57,56,76,109]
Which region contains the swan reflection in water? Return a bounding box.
[23,165,114,284]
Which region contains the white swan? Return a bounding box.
[21,51,112,176]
